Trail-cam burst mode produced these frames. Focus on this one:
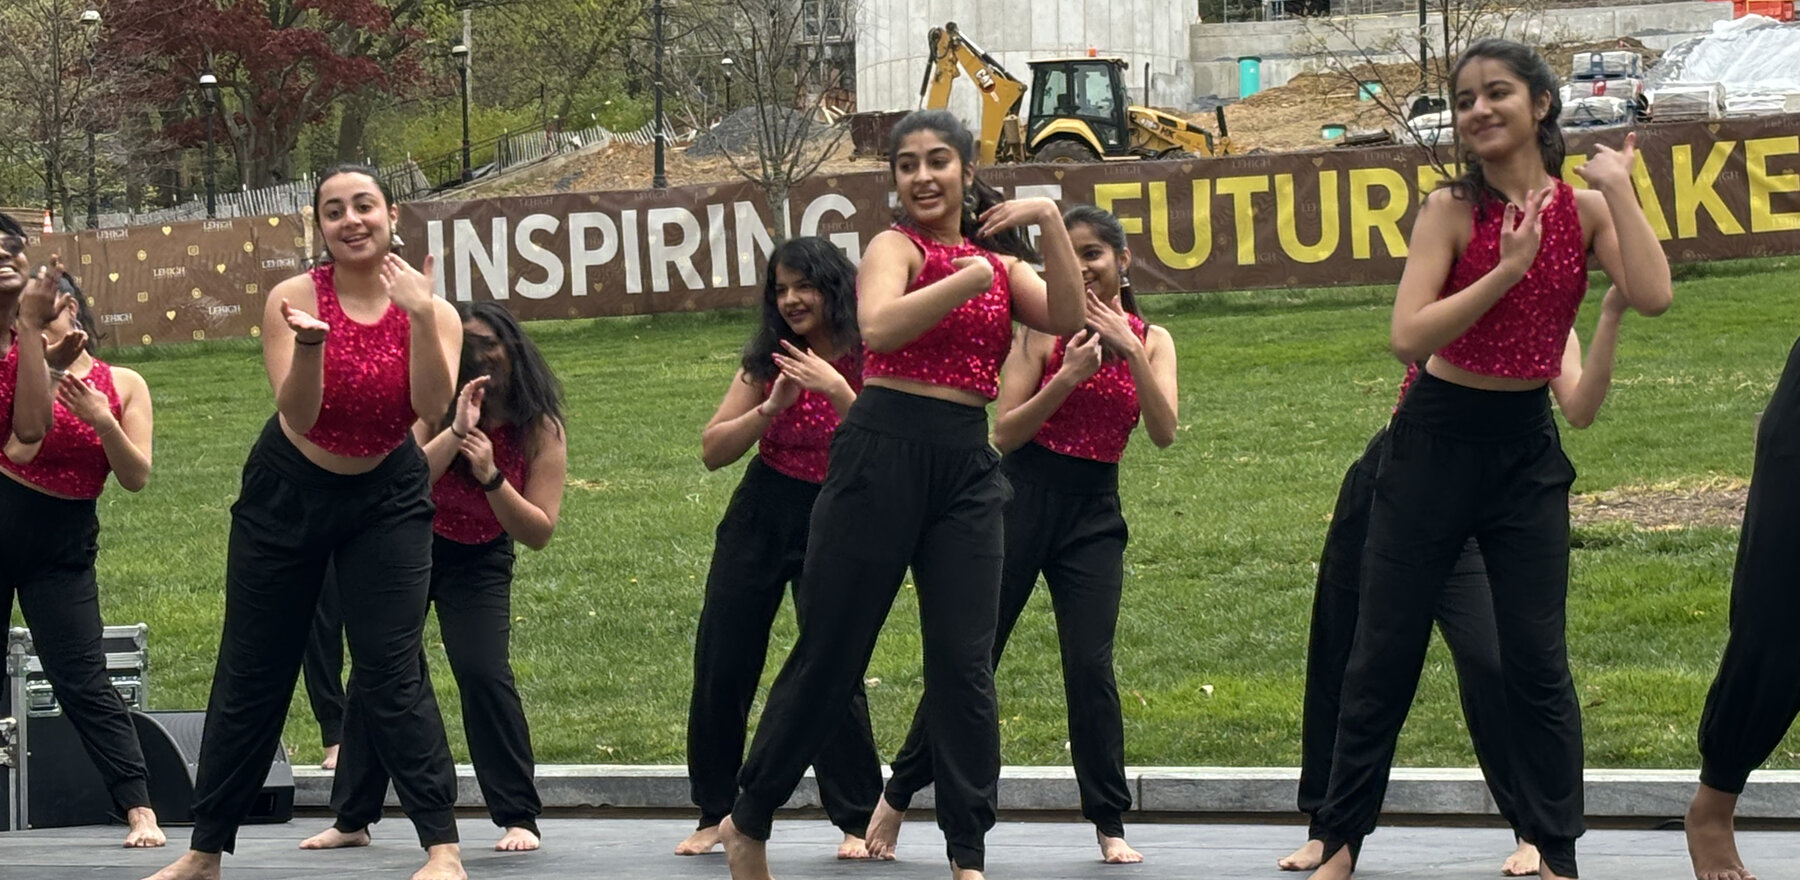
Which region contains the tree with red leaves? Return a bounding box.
[101,0,428,187]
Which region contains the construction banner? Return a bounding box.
[398,114,1800,316]
[12,115,1798,348]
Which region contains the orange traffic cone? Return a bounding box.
[41,210,53,233]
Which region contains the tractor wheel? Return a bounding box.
[1034,139,1099,164]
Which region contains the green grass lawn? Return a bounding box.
[41,255,1800,772]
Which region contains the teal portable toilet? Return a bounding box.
[1238,56,1262,98]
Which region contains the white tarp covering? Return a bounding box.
[1645,16,1800,118]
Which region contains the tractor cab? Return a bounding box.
[1025,57,1131,160]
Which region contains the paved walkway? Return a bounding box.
[1,817,1783,880]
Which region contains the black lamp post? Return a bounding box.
[80,7,100,229]
[451,42,471,182]
[720,55,733,115]
[199,72,218,218]
[651,0,666,188]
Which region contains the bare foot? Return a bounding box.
[140,850,221,880]
[674,825,722,855]
[1500,840,1540,876]
[495,826,540,852]
[838,833,871,860]
[321,744,340,771]
[720,816,773,880]
[1098,829,1142,864]
[298,825,371,850]
[412,843,465,880]
[863,796,904,860]
[1303,844,1354,880]
[1687,784,1755,880]
[951,864,985,880]
[1279,839,1324,871]
[124,807,167,848]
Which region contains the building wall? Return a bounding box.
[855,0,1196,124]
[1191,1,1732,103]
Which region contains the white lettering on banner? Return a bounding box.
[427,220,448,298]
[621,209,642,294]
[734,202,774,287]
[569,212,619,297]
[455,217,509,301]
[707,203,730,286]
[647,207,705,291]
[799,194,860,263]
[514,214,564,299]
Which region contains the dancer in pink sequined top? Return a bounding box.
[1305,40,1670,880]
[721,110,1085,880]
[681,237,880,861]
[150,166,466,880]
[879,205,1178,866]
[0,227,166,851]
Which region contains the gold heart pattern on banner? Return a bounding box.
[49,214,310,347]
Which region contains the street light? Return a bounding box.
[651,0,667,188]
[720,56,734,115]
[81,8,100,229]
[199,72,218,218]
[450,42,471,183]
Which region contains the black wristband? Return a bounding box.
[295,338,323,347]
[479,469,507,492]
[452,426,469,439]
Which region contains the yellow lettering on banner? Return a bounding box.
[1566,152,1673,240]
[1094,183,1145,234]
[1415,163,1459,201]
[1348,168,1409,260]
[1672,141,1745,238]
[1274,172,1340,263]
[1147,180,1212,269]
[1746,135,1800,233]
[1214,176,1268,265]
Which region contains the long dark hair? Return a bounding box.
[1062,204,1139,317]
[61,275,102,355]
[1447,39,1564,212]
[452,301,565,454]
[312,163,398,263]
[887,110,1040,263]
[741,237,859,383]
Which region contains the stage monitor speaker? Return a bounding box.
[0,710,292,830]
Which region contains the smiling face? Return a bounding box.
[464,316,510,398]
[0,232,27,300]
[771,261,825,339]
[1453,57,1550,162]
[1069,222,1129,303]
[315,172,396,266]
[891,129,972,230]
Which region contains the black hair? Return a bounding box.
[741,236,860,384]
[1447,38,1565,213]
[62,275,102,355]
[886,110,1040,263]
[452,301,565,457]
[1062,204,1139,317]
[312,163,399,263]
[0,212,23,240]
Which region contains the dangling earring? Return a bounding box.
[390,230,407,251]
[962,190,978,226]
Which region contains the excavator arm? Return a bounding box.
[917,22,1027,166]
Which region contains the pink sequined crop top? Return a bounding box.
[861,224,1012,400]
[432,422,527,544]
[760,352,861,484]
[0,359,122,500]
[1434,181,1587,380]
[1033,314,1148,464]
[302,264,417,457]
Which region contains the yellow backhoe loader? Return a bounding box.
[918,21,1230,165]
